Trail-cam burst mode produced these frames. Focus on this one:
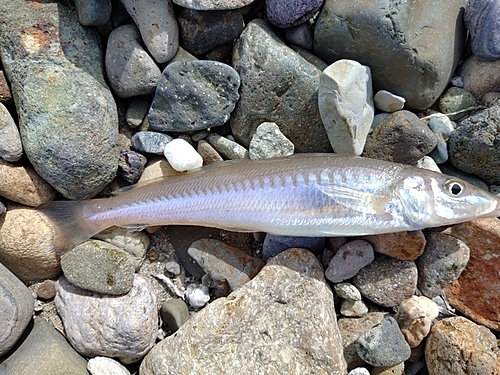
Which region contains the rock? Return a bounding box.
[373,90,405,112]
[416,155,441,172]
[36,280,57,301]
[438,87,476,120]
[118,150,147,184]
[395,296,439,348]
[353,256,417,308]
[356,316,411,367]
[334,282,362,301]
[482,91,500,106]
[416,232,469,298]
[172,0,255,10]
[131,131,173,155]
[61,240,135,295]
[197,139,224,164]
[188,238,264,292]
[0,204,60,282]
[206,133,249,159]
[0,262,34,356]
[160,299,190,333]
[126,99,149,128]
[137,156,182,184]
[458,56,500,100]
[248,122,295,160]
[178,8,244,55]
[325,240,375,283]
[262,235,325,260]
[148,60,240,132]
[231,19,331,153]
[0,103,22,162]
[285,23,314,50]
[185,283,210,308]
[426,114,455,164]
[105,24,161,98]
[348,369,370,375]
[140,248,347,375]
[425,316,500,375]
[314,0,467,110]
[120,0,178,63]
[87,356,131,375]
[0,0,120,200]
[319,59,374,155]
[371,363,405,375]
[0,317,89,375]
[75,0,112,26]
[464,0,500,60]
[360,231,426,261]
[363,110,437,165]
[442,218,500,330]
[448,104,500,185]
[340,299,368,317]
[164,261,182,276]
[55,275,158,364]
[0,71,12,104]
[266,0,324,28]
[164,138,203,171]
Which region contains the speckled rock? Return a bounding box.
[457,56,500,100]
[55,275,158,364]
[231,19,331,153]
[249,122,294,160]
[0,0,120,200]
[118,150,147,184]
[266,0,324,28]
[140,248,347,375]
[334,283,362,301]
[172,0,255,10]
[438,87,476,120]
[395,296,439,348]
[360,231,426,261]
[75,0,111,26]
[325,240,375,283]
[371,363,405,375]
[206,133,249,159]
[464,0,500,60]
[36,280,56,301]
[0,102,22,162]
[427,114,455,164]
[161,299,190,333]
[87,356,131,375]
[131,131,173,155]
[262,235,325,260]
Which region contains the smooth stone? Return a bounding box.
[55,275,158,364]
[266,0,324,28]
[164,138,203,171]
[105,24,161,98]
[353,255,417,308]
[231,19,331,153]
[137,156,183,184]
[348,369,370,375]
[118,150,147,184]
[356,316,411,367]
[0,317,89,375]
[340,299,368,317]
[0,1,120,199]
[126,99,149,128]
[426,114,455,164]
[448,104,500,184]
[325,240,375,283]
[148,60,240,132]
[248,122,295,160]
[172,0,255,10]
[262,235,325,260]
[334,282,362,301]
[206,133,249,159]
[438,87,476,120]
[0,103,22,162]
[319,59,374,155]
[87,356,131,375]
[164,261,181,276]
[36,280,56,301]
[373,90,405,112]
[482,91,500,106]
[75,0,112,26]
[0,262,34,356]
[395,296,439,348]
[140,248,347,375]
[416,155,441,172]
[360,231,426,261]
[197,139,224,164]
[285,23,314,50]
[458,56,500,100]
[0,71,12,104]
[185,283,210,308]
[363,110,437,165]
[161,299,190,333]
[131,131,173,155]
[464,0,500,60]
[178,8,244,55]
[425,317,500,375]
[416,232,469,299]
[120,0,179,63]
[314,0,467,110]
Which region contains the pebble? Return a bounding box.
[458,55,500,100]
[160,299,190,333]
[464,0,500,60]
[0,70,12,103]
[266,0,324,28]
[416,155,441,172]
[325,240,375,283]
[55,275,158,364]
[164,138,203,171]
[395,296,439,348]
[105,23,161,98]
[348,369,370,375]
[356,316,411,367]
[340,299,369,317]
[248,122,295,160]
[206,133,249,159]
[416,232,470,298]
[197,139,224,164]
[126,99,149,128]
[118,150,147,184]
[131,131,173,155]
[185,283,210,308]
[137,156,182,184]
[425,316,500,375]
[426,114,455,164]
[36,280,57,301]
[148,60,240,132]
[75,0,112,26]
[285,23,314,50]
[172,0,254,10]
[319,59,374,155]
[353,255,417,308]
[438,87,476,120]
[373,90,406,112]
[120,0,178,63]
[262,235,325,260]
[140,248,347,375]
[87,356,131,375]
[0,102,22,162]
[164,261,181,276]
[482,91,500,106]
[334,282,362,301]
[360,231,426,261]
[371,363,405,375]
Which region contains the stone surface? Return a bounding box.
[55,275,158,364]
[0,71,12,104]
[314,0,467,109]
[131,131,173,155]
[266,0,324,28]
[371,363,405,375]
[160,299,190,333]
[0,102,22,162]
[425,317,500,375]
[231,19,331,153]
[87,356,131,375]
[262,235,325,260]
[248,122,295,160]
[36,280,56,301]
[325,240,374,283]
[340,299,368,318]
[75,0,112,26]
[348,369,370,375]
[0,0,119,200]
[373,90,405,112]
[118,150,147,184]
[438,87,476,120]
[334,282,362,301]
[172,0,255,10]
[427,114,455,164]
[140,248,347,375]
[148,60,240,132]
[319,59,374,155]
[206,133,249,159]
[395,296,439,348]
[285,23,314,50]
[164,138,203,171]
[126,99,149,128]
[360,231,426,261]
[197,139,224,164]
[458,56,500,100]
[464,0,500,60]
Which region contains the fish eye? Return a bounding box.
[444,179,465,197]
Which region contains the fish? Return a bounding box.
[40,153,500,253]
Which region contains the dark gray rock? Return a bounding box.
[126,99,149,128]
[0,1,120,200]
[314,0,467,109]
[148,60,240,132]
[0,200,5,217]
[161,299,190,333]
[285,23,314,50]
[266,0,324,28]
[465,0,500,60]
[131,131,173,155]
[75,0,111,26]
[118,150,147,184]
[0,103,23,162]
[262,234,325,260]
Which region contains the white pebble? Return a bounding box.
[348,368,370,375]
[87,356,131,375]
[373,90,406,112]
[416,156,441,173]
[164,138,203,172]
[186,283,210,308]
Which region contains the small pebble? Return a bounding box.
[191,130,211,142]
[131,131,173,155]
[348,368,370,375]
[427,114,455,164]
[118,150,147,184]
[197,139,224,165]
[164,138,203,172]
[185,283,210,308]
[285,23,313,50]
[262,235,325,260]
[87,356,131,375]
[165,261,181,276]
[360,231,426,261]
[340,299,368,317]
[416,156,441,172]
[37,280,57,301]
[438,87,476,120]
[0,102,23,162]
[371,363,405,375]
[334,283,362,301]
[206,133,249,159]
[249,122,295,160]
[161,299,190,333]
[396,296,439,348]
[325,240,374,283]
[373,90,406,112]
[126,99,150,128]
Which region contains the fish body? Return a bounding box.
[41,154,500,252]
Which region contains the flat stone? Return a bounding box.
[160,299,190,333]
[427,114,455,164]
[140,248,347,375]
[118,150,147,184]
[137,156,182,184]
[325,240,374,283]
[266,0,324,28]
[197,139,223,164]
[206,133,249,159]
[319,59,374,155]
[131,131,173,155]
[464,0,500,60]
[75,0,111,26]
[373,90,405,112]
[172,0,255,10]
[395,296,439,348]
[458,55,500,100]
[0,103,22,162]
[262,235,325,260]
[249,122,294,160]
[360,231,426,261]
[164,138,203,171]
[87,356,131,375]
[438,87,476,120]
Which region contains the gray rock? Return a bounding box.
[126,99,149,128]
[105,24,161,98]
[262,234,325,260]
[0,317,89,375]
[118,150,147,184]
[0,201,5,217]
[0,262,34,356]
[325,240,375,283]
[0,1,120,200]
[373,90,405,113]
[285,23,314,50]
[173,0,255,10]
[266,0,324,28]
[160,299,190,333]
[75,0,111,26]
[438,87,476,120]
[465,0,500,60]
[427,114,455,164]
[148,60,240,132]
[249,122,295,160]
[140,248,347,375]
[0,103,22,162]
[416,232,470,298]
[61,240,135,295]
[206,133,248,159]
[131,131,173,155]
[356,316,411,367]
[231,19,332,153]
[55,275,158,364]
[353,255,417,307]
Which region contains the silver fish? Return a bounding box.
[41,154,500,252]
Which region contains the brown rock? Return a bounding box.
[361,231,426,261]
[0,70,12,104]
[443,218,500,330]
[37,280,56,300]
[197,139,223,165]
[458,55,500,100]
[395,296,439,348]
